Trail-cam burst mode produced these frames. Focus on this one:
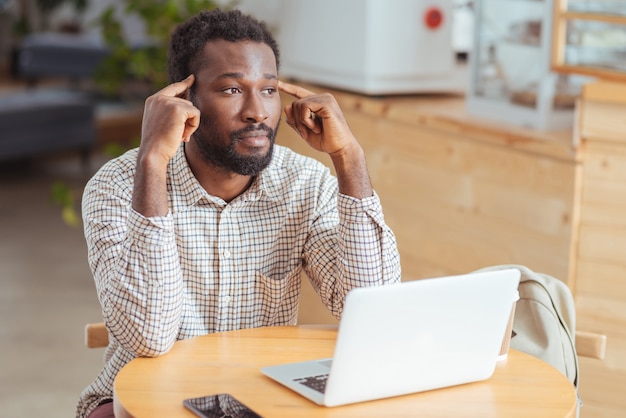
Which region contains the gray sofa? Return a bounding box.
[0,89,96,163]
[0,33,103,163]
[15,33,109,84]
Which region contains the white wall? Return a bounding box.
[222,0,282,31]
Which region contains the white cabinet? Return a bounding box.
[277,0,467,95]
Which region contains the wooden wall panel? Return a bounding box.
[576,260,626,301]
[577,356,626,418]
[579,100,626,143]
[576,293,626,415]
[369,119,577,281]
[574,81,626,418]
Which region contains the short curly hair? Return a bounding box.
[168,9,280,83]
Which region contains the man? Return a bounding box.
[77,8,400,418]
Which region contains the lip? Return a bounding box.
[238,130,270,147]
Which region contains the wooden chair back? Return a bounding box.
[85,322,108,348]
[575,330,607,360]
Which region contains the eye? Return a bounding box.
[222,87,242,95]
[262,87,277,95]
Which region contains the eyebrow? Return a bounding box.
[216,72,278,81]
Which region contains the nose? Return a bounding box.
[241,93,269,123]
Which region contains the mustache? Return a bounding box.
[231,123,275,140]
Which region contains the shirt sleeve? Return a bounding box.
[82,168,184,357]
[302,174,402,318]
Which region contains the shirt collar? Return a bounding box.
[167,144,285,212]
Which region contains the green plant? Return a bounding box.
[95,0,230,98]
[50,181,81,227]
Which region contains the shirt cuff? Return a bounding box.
[126,208,175,247]
[337,191,385,224]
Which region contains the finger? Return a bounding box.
[287,99,323,137]
[298,106,320,132]
[283,102,296,123]
[308,111,322,134]
[282,103,310,138]
[182,107,201,142]
[278,80,315,99]
[160,74,195,98]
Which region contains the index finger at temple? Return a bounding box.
[278,80,315,99]
[161,74,195,97]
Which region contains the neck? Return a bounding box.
[184,143,254,202]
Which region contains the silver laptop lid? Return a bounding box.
[323,268,521,406]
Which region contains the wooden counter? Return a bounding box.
[278,84,624,417]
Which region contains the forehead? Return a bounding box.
[195,39,277,77]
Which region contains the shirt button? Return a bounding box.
[222,296,231,304]
[223,249,231,258]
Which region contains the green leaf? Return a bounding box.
[62,206,81,228]
[50,181,74,207]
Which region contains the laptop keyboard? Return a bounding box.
[294,374,328,393]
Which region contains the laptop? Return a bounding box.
[261,268,521,407]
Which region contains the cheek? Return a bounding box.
[199,103,238,132]
[200,100,239,120]
[269,99,283,122]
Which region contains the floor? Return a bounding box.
[0,152,110,418]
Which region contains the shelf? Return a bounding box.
[470,0,578,130]
[552,0,626,81]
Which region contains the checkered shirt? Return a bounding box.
[76,144,401,417]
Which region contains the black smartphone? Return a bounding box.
[183,394,262,418]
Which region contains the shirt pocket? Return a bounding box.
[253,267,302,326]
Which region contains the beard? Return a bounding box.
[192,120,279,176]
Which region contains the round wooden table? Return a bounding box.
[114,325,577,417]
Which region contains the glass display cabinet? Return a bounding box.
[551,0,626,81]
[467,0,588,131]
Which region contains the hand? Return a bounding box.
[139,75,201,167]
[279,81,372,198]
[279,81,357,158]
